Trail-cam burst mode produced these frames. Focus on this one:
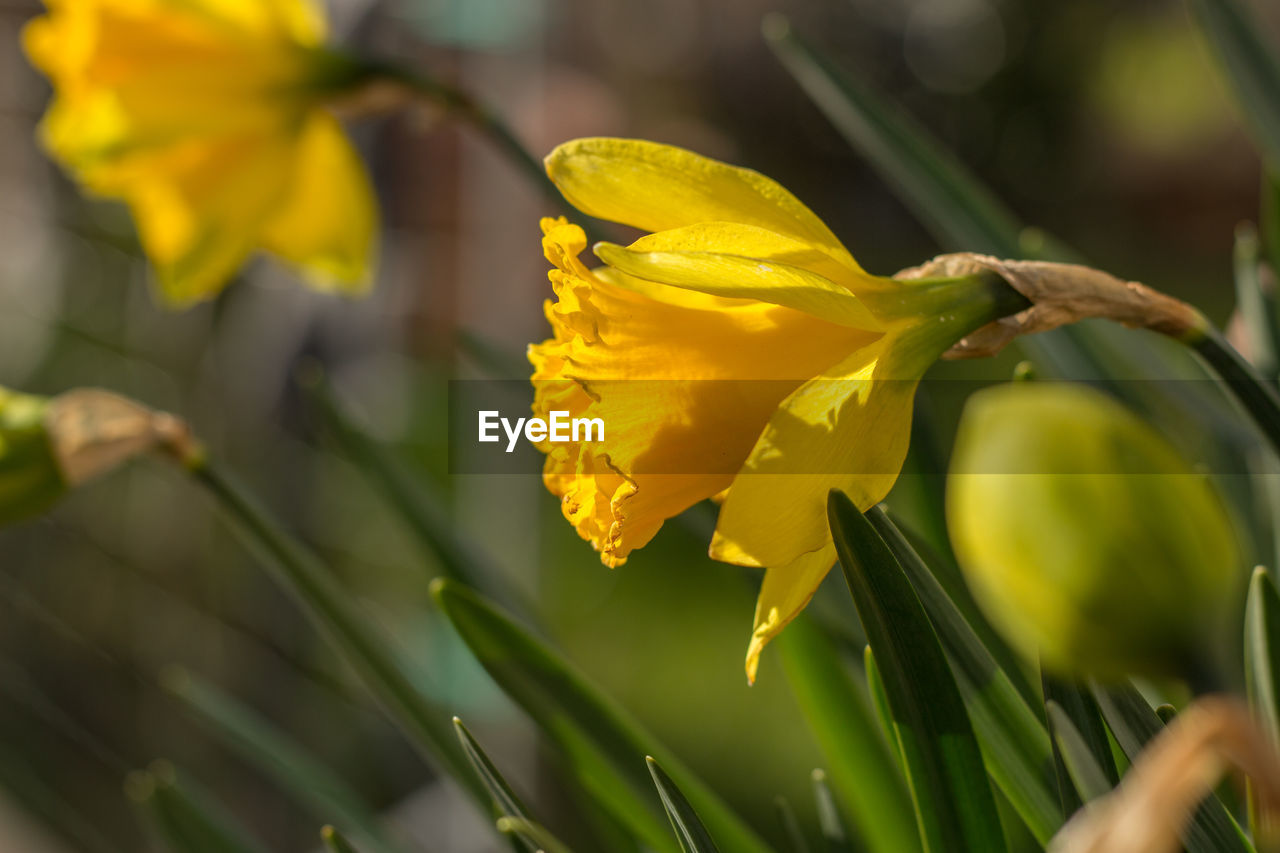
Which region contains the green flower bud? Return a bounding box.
[0,387,64,526]
[947,383,1239,679]
[0,386,195,529]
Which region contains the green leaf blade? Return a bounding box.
[777,616,920,853]
[762,14,1023,258]
[647,757,722,853]
[127,763,270,853]
[1246,566,1280,739]
[1189,0,1280,169]
[453,717,538,853]
[1041,675,1119,815]
[496,816,577,853]
[321,826,363,853]
[1044,702,1113,804]
[431,579,771,853]
[865,508,1060,844]
[162,669,400,853]
[811,770,854,853]
[827,491,1005,853]
[1093,684,1253,853]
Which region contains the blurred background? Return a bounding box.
[1,0,1278,849]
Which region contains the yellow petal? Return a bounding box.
[531,218,878,566]
[128,130,296,305]
[745,544,836,684]
[627,221,883,291]
[710,333,918,568]
[261,113,378,293]
[26,1,317,177]
[545,138,862,272]
[190,0,329,44]
[594,242,883,330]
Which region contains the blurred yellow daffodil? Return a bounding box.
[948,383,1239,680]
[24,0,378,305]
[530,138,1027,681]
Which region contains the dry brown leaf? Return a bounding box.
[44,389,199,485]
[895,252,1205,359]
[1049,697,1280,853]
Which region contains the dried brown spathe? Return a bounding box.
[1049,697,1280,853]
[896,253,1206,359]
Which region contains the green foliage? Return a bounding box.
[866,509,1060,844]
[1044,703,1113,804]
[648,758,723,853]
[776,616,918,853]
[126,763,270,853]
[431,579,771,853]
[828,491,1006,852]
[14,5,1280,853]
[163,668,401,853]
[321,826,364,853]
[1093,684,1253,852]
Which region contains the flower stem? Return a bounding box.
[340,57,605,241]
[186,457,484,804]
[1186,324,1280,459]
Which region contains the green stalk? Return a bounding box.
[1186,324,1280,458]
[333,56,604,242]
[187,459,484,806]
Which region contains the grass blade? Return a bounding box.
[828,491,1005,852]
[762,14,1021,257]
[161,668,400,853]
[776,616,919,853]
[811,770,853,853]
[1245,566,1280,841]
[1041,675,1119,815]
[647,757,721,853]
[301,369,499,597]
[892,520,1036,707]
[322,826,363,853]
[1189,0,1280,168]
[190,462,483,805]
[431,579,772,853]
[1263,173,1280,270]
[496,817,577,853]
[453,717,538,853]
[1247,566,1280,739]
[774,797,812,853]
[865,507,1060,844]
[863,647,897,758]
[126,762,269,853]
[761,11,1249,447]
[1093,684,1253,852]
[1044,702,1113,804]
[1235,223,1279,376]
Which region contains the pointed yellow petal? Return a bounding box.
[261,114,378,293]
[545,138,862,271]
[625,221,882,291]
[710,334,918,568]
[594,242,884,330]
[745,544,836,684]
[532,218,877,566]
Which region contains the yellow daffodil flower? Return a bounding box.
[530,138,1027,681]
[24,0,378,305]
